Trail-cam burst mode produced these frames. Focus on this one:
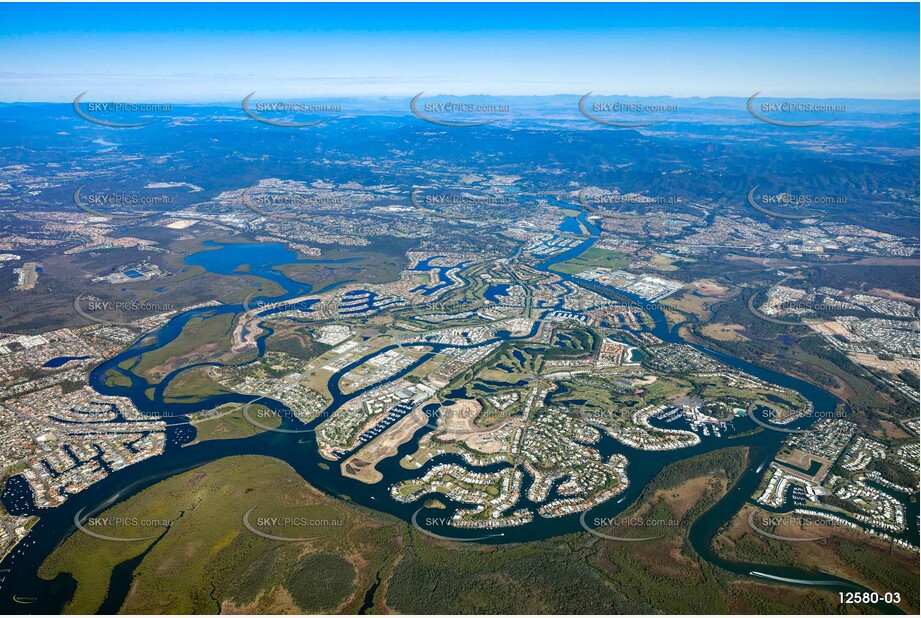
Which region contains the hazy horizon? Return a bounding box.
[1,3,918,101]
[3,93,919,106]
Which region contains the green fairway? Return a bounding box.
[549,247,630,275]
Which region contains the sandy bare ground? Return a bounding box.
[15,261,40,290]
[231,313,262,353]
[438,399,482,433]
[869,288,920,304]
[433,399,517,454]
[341,408,428,484]
[810,322,916,374]
[694,279,730,296]
[852,257,919,266]
[810,320,850,337]
[164,219,198,229]
[775,450,830,483]
[848,352,918,374]
[879,420,912,440]
[700,323,748,342]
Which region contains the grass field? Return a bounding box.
[162,366,235,404]
[129,312,244,383]
[475,343,541,383]
[712,503,919,614]
[386,446,852,614]
[700,323,749,342]
[552,372,690,421]
[35,448,896,615]
[39,456,402,614]
[188,402,281,443]
[549,247,630,276]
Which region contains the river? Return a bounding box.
[0,216,908,613]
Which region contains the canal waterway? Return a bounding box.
[0,211,909,613]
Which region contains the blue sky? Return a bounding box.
[0,3,918,101]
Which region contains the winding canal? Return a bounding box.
[0,210,910,613]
